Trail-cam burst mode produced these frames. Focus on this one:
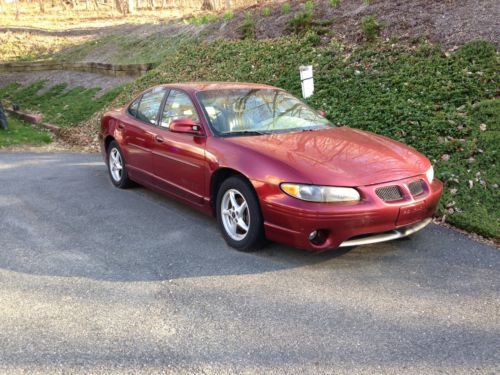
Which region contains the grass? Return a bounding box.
[0,115,52,148]
[281,3,291,14]
[54,33,189,65]
[223,10,234,21]
[0,81,123,127]
[188,14,219,25]
[0,31,90,62]
[124,37,499,238]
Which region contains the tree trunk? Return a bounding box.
[201,0,213,11]
[127,0,134,12]
[114,0,125,14]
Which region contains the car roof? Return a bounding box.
[159,82,280,94]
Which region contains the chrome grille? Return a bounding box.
[376,185,404,202]
[408,179,425,197]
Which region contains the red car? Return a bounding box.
[100,82,443,252]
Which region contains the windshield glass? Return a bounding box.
[197,89,333,136]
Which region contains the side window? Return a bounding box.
[160,90,199,129]
[128,96,141,117]
[136,88,166,125]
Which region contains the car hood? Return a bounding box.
[225,127,430,186]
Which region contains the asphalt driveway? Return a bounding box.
[0,152,498,374]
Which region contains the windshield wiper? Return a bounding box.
[300,126,328,132]
[220,130,268,137]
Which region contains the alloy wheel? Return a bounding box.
[221,189,250,241]
[109,148,123,182]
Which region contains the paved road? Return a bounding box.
[0,152,498,374]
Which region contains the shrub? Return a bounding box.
[223,10,234,21]
[329,0,340,6]
[240,11,255,40]
[304,0,314,13]
[261,7,271,17]
[361,15,382,42]
[288,1,314,33]
[304,30,321,46]
[189,14,218,25]
[281,2,291,14]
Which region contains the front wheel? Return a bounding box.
[216,176,265,252]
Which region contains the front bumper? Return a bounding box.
[338,218,432,247]
[257,175,443,251]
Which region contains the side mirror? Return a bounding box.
[170,118,205,136]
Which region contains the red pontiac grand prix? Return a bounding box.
[99,82,443,252]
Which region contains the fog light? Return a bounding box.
[309,229,329,246]
[309,231,318,240]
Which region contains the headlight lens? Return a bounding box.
[425,166,434,183]
[280,183,360,202]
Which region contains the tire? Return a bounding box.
[107,141,132,189]
[216,176,265,252]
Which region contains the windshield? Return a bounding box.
[196,89,333,136]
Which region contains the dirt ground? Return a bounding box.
[211,0,500,47]
[2,0,499,50]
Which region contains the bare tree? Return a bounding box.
[201,0,213,11]
[114,0,125,14]
[128,0,135,12]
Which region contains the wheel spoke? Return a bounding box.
[222,209,231,217]
[237,218,248,232]
[237,200,247,214]
[229,190,238,208]
[228,219,237,232]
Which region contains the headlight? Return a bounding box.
[425,166,434,183]
[280,183,360,202]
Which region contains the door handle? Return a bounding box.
[155,135,164,143]
[118,123,125,129]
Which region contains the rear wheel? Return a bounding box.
[216,176,265,252]
[107,141,132,189]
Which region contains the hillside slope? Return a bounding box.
[77,37,498,238]
[1,1,498,240]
